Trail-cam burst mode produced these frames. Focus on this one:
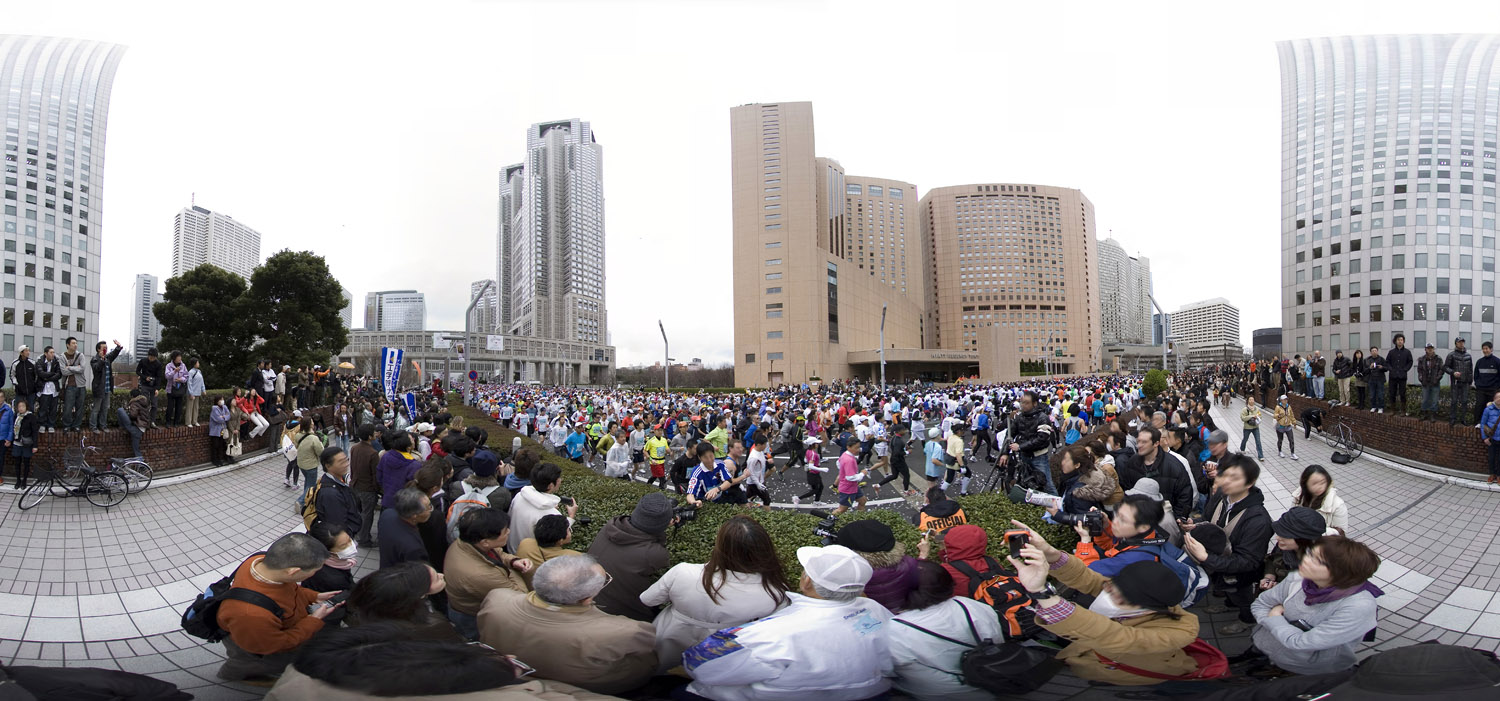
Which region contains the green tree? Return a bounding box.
[244,250,349,371]
[1143,368,1168,400]
[153,264,257,388]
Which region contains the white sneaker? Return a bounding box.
[1291,453,1299,460]
[791,496,800,505]
[1278,451,1285,458]
[940,482,950,491]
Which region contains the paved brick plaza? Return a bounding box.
[0,398,1492,699]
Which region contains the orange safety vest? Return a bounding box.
[917,508,969,534]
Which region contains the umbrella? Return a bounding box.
[338,362,355,369]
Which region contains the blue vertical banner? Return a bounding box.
[381,347,404,402]
[403,391,417,421]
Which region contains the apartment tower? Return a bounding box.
[131,273,161,355]
[731,102,926,387]
[171,205,262,280]
[1098,236,1153,345]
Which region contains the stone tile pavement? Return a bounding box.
[0,401,1493,699]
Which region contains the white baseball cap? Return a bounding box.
[802,436,823,445]
[796,544,873,593]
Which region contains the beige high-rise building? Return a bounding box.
[918,184,1101,374]
[732,102,936,387]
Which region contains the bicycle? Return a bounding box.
[16,460,129,510]
[56,438,154,495]
[1321,421,1363,460]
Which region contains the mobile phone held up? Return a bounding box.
[1004,529,1030,559]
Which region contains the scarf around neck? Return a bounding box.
[1301,576,1383,605]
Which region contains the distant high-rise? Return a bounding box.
[497,119,607,345]
[470,279,498,334]
[920,184,1101,373]
[172,205,262,280]
[131,274,161,354]
[1279,35,1500,358]
[364,290,425,331]
[1098,237,1153,345]
[1,35,126,351]
[1175,298,1242,366]
[1153,312,1172,346]
[339,286,353,329]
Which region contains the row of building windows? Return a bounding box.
[1296,302,1496,327]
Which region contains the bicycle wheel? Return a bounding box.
[1322,424,1342,449]
[17,480,49,510]
[1344,433,1363,460]
[116,460,154,494]
[53,462,87,489]
[84,472,128,508]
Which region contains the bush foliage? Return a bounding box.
[456,402,1076,578]
[1143,368,1168,400]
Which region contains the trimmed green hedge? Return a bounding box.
[453,402,1076,578]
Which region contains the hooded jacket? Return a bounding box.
[586,515,670,622]
[1063,466,1118,509]
[854,544,921,613]
[1198,486,1275,579]
[508,485,569,554]
[939,525,997,599]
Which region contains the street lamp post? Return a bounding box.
[464,280,492,404]
[1148,294,1167,373]
[659,320,669,394]
[879,304,887,393]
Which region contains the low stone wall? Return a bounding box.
[1286,394,1486,474]
[4,405,335,478]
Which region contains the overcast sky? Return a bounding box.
[8,0,1500,366]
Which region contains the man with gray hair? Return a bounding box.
[377,487,431,569]
[684,544,893,701]
[477,554,656,695]
[216,533,343,683]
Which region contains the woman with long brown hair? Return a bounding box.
[639,515,790,671]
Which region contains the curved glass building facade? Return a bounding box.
[1,35,124,351]
[1279,35,1499,358]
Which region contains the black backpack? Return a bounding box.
[895,600,1061,695]
[181,554,283,642]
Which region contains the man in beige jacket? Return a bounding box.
[479,554,657,696]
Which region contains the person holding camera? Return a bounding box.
[1181,454,1274,635]
[1006,524,1202,685]
[215,533,344,683]
[1041,445,1117,528]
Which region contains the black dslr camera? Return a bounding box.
[1083,510,1105,537]
[810,509,839,545]
[672,504,697,534]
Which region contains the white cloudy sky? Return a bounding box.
[7,0,1499,366]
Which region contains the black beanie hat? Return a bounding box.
[1111,560,1185,610]
[1273,506,1327,540]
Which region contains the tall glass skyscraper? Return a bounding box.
[1279,35,1500,359]
[497,119,608,348]
[2,35,125,352]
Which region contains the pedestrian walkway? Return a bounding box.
[0,404,1494,699]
